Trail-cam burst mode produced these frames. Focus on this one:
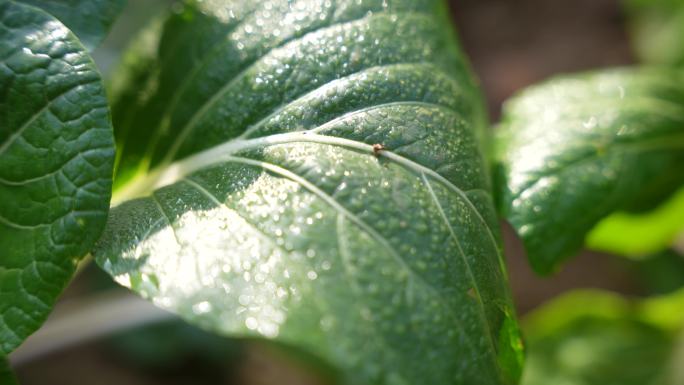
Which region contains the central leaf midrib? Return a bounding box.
[183,176,419,382]
[212,154,501,374]
[150,9,435,167]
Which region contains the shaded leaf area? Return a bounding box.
[16,0,126,51]
[496,68,684,274]
[625,0,684,67]
[522,290,684,385]
[95,1,522,384]
[588,187,684,258]
[0,354,17,385]
[627,250,684,295]
[0,1,114,354]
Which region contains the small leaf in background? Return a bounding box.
[95,1,522,384]
[0,354,17,385]
[588,187,684,258]
[16,0,126,51]
[627,249,684,295]
[625,0,684,67]
[0,1,114,354]
[522,290,684,385]
[496,68,684,274]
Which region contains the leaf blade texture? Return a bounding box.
[0,0,114,354]
[16,0,126,50]
[496,68,684,274]
[95,1,523,384]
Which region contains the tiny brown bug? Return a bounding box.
[372,143,385,156]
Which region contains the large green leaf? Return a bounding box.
[496,68,684,274]
[0,1,114,354]
[16,0,126,51]
[94,1,522,384]
[0,355,17,385]
[522,289,684,385]
[625,0,684,67]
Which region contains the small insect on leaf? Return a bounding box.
[372,143,386,156]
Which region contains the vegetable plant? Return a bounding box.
[1,0,683,384]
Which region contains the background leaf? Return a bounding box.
[496,68,684,274]
[587,187,684,258]
[521,289,684,385]
[16,0,126,51]
[625,0,684,68]
[0,1,114,354]
[0,354,17,385]
[95,1,522,384]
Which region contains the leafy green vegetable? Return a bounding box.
[0,355,17,385]
[522,289,684,385]
[496,68,684,274]
[95,1,522,384]
[625,0,684,67]
[16,0,126,51]
[0,0,114,354]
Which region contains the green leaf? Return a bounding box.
[496,68,684,274]
[15,0,126,51]
[95,1,523,384]
[521,289,684,385]
[625,0,684,67]
[0,355,17,385]
[626,249,684,295]
[0,1,114,354]
[587,187,684,258]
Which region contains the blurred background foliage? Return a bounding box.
[9,0,684,384]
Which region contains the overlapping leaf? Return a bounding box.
[0,0,114,354]
[95,1,522,384]
[17,0,126,50]
[0,354,17,385]
[496,68,684,274]
[522,289,684,385]
[625,0,684,68]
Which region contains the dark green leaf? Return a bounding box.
[496,68,684,274]
[522,289,684,385]
[16,0,126,51]
[0,1,114,353]
[0,355,17,385]
[625,0,684,67]
[95,1,522,384]
[626,249,684,295]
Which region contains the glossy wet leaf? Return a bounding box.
[522,290,684,385]
[0,355,17,385]
[496,68,684,274]
[17,0,126,51]
[94,1,522,384]
[0,1,114,354]
[625,0,684,67]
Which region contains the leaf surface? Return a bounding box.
[95,1,522,384]
[522,289,684,385]
[16,0,126,50]
[0,1,114,354]
[0,355,17,385]
[625,0,684,67]
[587,187,684,258]
[496,68,684,274]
